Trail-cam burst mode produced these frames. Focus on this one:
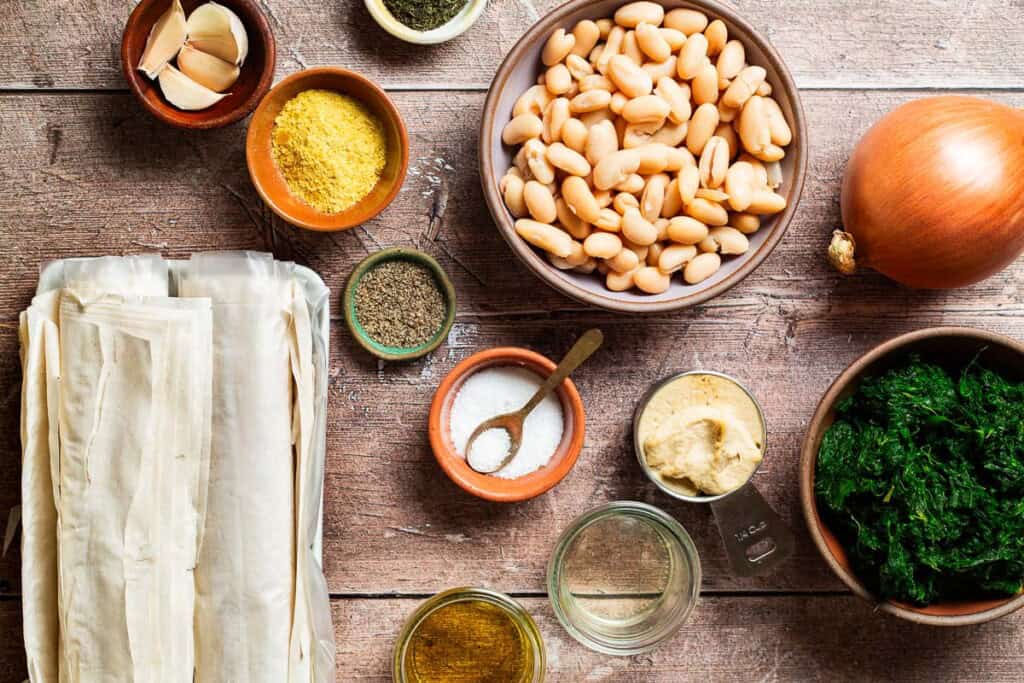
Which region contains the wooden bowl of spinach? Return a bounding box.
[800,327,1024,626]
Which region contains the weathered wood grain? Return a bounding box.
[2,594,1023,683]
[342,595,1024,682]
[0,89,1022,599]
[3,0,1024,91]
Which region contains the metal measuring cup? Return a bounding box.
[633,371,795,577]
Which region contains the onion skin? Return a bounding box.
[836,96,1024,288]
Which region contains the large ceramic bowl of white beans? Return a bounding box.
[480,0,807,313]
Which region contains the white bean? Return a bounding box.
[684,252,722,284]
[516,219,573,257]
[547,142,591,176]
[543,28,576,66]
[614,2,665,28]
[608,54,654,98]
[725,161,756,212]
[500,171,528,218]
[524,180,557,223]
[707,226,750,254]
[571,20,601,57]
[636,21,671,62]
[584,231,623,258]
[634,266,671,293]
[622,208,659,246]
[503,114,543,145]
[562,175,602,223]
[594,149,642,190]
[658,244,698,273]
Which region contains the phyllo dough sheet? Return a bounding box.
[19,292,61,683]
[56,291,212,682]
[179,252,333,683]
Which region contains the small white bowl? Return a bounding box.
[364,0,488,45]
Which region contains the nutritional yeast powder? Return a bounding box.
[271,89,386,214]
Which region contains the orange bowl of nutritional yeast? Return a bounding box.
[429,347,586,503]
[246,66,409,231]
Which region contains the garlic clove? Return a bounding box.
[186,2,249,66]
[137,0,187,79]
[177,44,240,92]
[158,64,228,111]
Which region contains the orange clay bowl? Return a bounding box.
[122,0,275,130]
[800,327,1024,626]
[246,67,409,231]
[429,347,586,503]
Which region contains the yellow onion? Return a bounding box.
[829,96,1024,288]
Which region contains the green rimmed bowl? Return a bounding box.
[344,247,456,361]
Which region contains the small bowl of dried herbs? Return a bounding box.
[364,0,487,45]
[800,327,1024,626]
[344,247,456,362]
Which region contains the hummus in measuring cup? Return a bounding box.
[637,373,764,497]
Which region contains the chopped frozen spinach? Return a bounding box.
[816,354,1024,605]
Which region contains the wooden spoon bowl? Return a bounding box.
[800,327,1024,625]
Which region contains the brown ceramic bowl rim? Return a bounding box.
[121,0,276,130]
[479,0,808,314]
[429,347,586,502]
[799,326,1024,626]
[245,66,410,232]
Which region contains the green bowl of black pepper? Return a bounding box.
[345,247,456,362]
[800,327,1024,626]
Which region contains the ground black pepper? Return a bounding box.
[354,260,446,348]
[382,0,468,32]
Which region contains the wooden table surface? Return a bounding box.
[2,1,1023,680]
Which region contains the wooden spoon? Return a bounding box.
[465,329,604,475]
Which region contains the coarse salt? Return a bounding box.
[450,365,565,479]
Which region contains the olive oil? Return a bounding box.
[403,599,534,682]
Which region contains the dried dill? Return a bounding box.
[354,260,446,348]
[382,0,468,32]
[816,354,1024,605]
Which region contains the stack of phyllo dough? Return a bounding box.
[19,252,334,682]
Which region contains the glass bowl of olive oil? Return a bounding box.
[547,501,702,655]
[393,587,545,682]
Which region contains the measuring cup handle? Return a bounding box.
[709,484,796,577]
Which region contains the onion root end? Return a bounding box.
[828,230,858,275]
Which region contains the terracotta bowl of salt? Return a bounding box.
[429,347,586,503]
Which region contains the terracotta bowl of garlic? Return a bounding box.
[122,0,275,129]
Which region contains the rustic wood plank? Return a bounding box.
[1,89,1023,596]
[339,595,1024,682]
[2,594,1023,682]
[3,0,1024,91]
